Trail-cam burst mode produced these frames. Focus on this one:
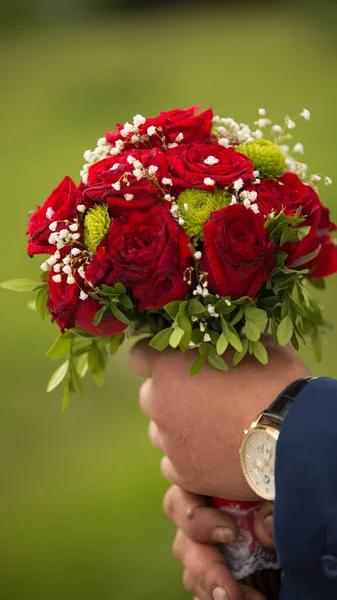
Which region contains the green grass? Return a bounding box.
[1,6,337,599]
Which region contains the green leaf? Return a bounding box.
[291,245,322,269]
[216,333,229,355]
[71,364,84,396]
[229,307,244,327]
[191,329,204,345]
[164,301,181,319]
[93,305,106,326]
[308,278,326,290]
[277,315,294,346]
[88,343,99,372]
[149,328,172,351]
[245,320,261,342]
[109,333,125,355]
[47,360,69,393]
[35,285,49,320]
[110,302,131,325]
[280,227,299,245]
[190,354,205,376]
[215,298,236,315]
[291,332,300,351]
[251,340,269,365]
[296,225,311,241]
[120,295,133,310]
[169,327,184,348]
[207,353,228,372]
[114,282,126,295]
[46,334,72,359]
[0,278,40,292]
[92,367,105,387]
[76,353,89,378]
[311,329,322,362]
[187,299,206,316]
[70,328,97,338]
[233,338,249,366]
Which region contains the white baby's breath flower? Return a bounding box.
[77,204,86,213]
[52,274,62,283]
[120,122,134,137]
[53,263,61,273]
[203,333,211,342]
[80,291,89,301]
[127,155,136,165]
[40,261,49,272]
[204,177,215,186]
[67,275,76,285]
[110,163,120,171]
[230,196,237,205]
[72,233,81,240]
[133,168,143,180]
[233,178,244,192]
[178,218,185,226]
[301,108,311,121]
[272,124,282,134]
[204,155,219,166]
[111,181,121,191]
[133,114,146,127]
[78,266,86,279]
[175,132,184,143]
[293,143,304,154]
[218,137,230,148]
[45,207,55,220]
[124,194,134,201]
[49,221,57,232]
[71,248,81,256]
[258,108,266,116]
[287,119,296,130]
[199,322,206,332]
[252,129,263,139]
[250,203,260,214]
[194,251,202,260]
[311,175,321,184]
[162,177,173,186]
[325,176,333,186]
[148,165,158,176]
[69,223,79,232]
[256,118,272,128]
[147,125,156,136]
[62,265,72,275]
[225,299,231,306]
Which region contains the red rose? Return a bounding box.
[85,205,193,311]
[47,254,126,336]
[254,173,337,275]
[166,143,254,191]
[105,106,213,150]
[201,205,276,298]
[83,149,167,218]
[27,177,77,256]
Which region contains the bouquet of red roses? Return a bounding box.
[2,105,337,597]
[2,105,336,407]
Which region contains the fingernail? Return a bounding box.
[263,514,274,539]
[212,587,228,600]
[212,526,236,543]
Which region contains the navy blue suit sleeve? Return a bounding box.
[275,377,337,600]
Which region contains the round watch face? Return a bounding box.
[240,426,279,501]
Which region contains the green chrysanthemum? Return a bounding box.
[84,203,111,253]
[177,188,229,240]
[237,139,287,180]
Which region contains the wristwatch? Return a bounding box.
[239,377,314,501]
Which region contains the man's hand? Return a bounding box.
[163,485,272,600]
[129,340,310,499]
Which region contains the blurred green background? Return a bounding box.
[1,2,337,599]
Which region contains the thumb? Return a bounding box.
[254,502,275,550]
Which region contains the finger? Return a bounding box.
[254,502,275,550]
[148,420,163,451]
[183,570,206,600]
[139,378,154,416]
[128,339,159,377]
[172,529,242,600]
[163,485,239,544]
[161,456,186,487]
